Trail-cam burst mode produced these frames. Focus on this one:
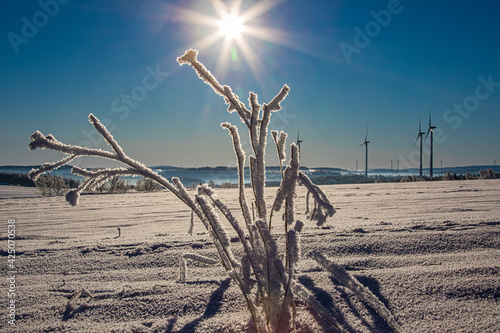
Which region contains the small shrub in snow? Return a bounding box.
[479,168,496,179]
[220,181,237,188]
[106,176,130,193]
[135,176,163,192]
[92,175,130,193]
[35,174,78,196]
[465,172,477,180]
[442,171,453,181]
[28,50,399,332]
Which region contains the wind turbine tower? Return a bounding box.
[414,116,425,177]
[425,110,437,177]
[359,127,370,177]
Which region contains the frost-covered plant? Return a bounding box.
[27,50,399,332]
[479,168,496,179]
[89,175,130,193]
[134,176,163,192]
[106,176,130,193]
[35,174,66,196]
[465,172,477,180]
[35,174,78,196]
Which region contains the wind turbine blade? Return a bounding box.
[425,128,431,142]
[414,115,423,146]
[365,125,368,142]
[413,135,420,147]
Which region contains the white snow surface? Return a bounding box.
[1,179,499,332]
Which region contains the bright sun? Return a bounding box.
[218,13,244,40]
[169,0,294,81]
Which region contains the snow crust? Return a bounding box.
[1,179,499,332]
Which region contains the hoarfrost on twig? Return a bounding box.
[177,49,251,125]
[178,253,220,282]
[28,154,77,181]
[189,210,194,236]
[298,171,336,226]
[222,122,252,226]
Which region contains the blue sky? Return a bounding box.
[1,0,499,170]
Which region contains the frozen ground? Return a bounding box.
[0,185,38,199]
[1,179,499,332]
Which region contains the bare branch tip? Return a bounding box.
[65,189,80,207]
[28,131,48,151]
[88,113,99,124]
[177,49,198,65]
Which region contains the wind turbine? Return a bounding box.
[413,115,425,177]
[359,126,370,177]
[425,109,437,177]
[296,125,303,155]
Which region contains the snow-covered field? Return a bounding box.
[1,179,499,332]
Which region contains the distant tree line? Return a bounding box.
[397,168,497,182]
[1,168,497,195]
[441,168,496,181]
[0,172,36,187]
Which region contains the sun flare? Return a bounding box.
[218,13,244,40]
[169,0,295,81]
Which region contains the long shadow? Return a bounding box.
[353,275,394,332]
[299,273,396,332]
[328,274,374,331]
[328,274,394,332]
[175,278,232,332]
[298,275,357,333]
[163,317,178,333]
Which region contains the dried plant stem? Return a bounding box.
[198,186,266,299]
[222,123,252,227]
